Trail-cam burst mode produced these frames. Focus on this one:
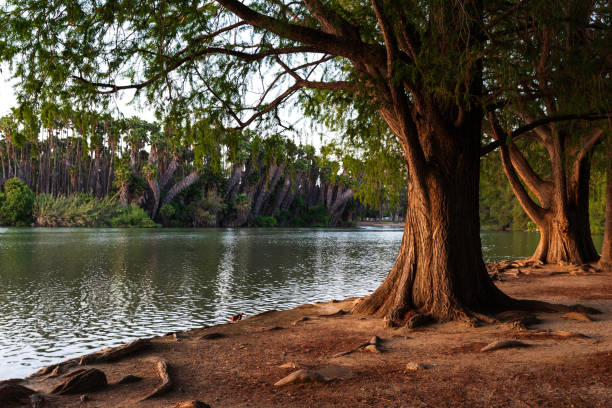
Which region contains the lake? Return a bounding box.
[0,228,603,379]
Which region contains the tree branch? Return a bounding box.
[480,112,611,156]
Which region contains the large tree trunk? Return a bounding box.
[354,116,511,322]
[600,140,612,269]
[497,136,599,265]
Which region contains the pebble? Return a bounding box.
[405,362,427,371]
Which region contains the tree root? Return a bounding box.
[481,340,531,352]
[513,299,601,315]
[79,338,151,365]
[141,359,172,401]
[332,336,382,357]
[51,368,107,395]
[0,383,36,404]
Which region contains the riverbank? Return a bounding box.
[2,263,611,407]
[356,221,404,228]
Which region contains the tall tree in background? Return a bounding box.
[600,131,612,269]
[483,1,610,265]
[1,1,609,321]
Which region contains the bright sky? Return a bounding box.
[0,66,327,149]
[0,68,156,121]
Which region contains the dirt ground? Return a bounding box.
[2,262,612,408]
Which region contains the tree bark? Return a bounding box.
[497,140,598,265]
[599,139,612,269]
[354,115,511,322]
[161,171,200,206]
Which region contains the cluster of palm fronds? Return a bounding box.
[33,194,157,228]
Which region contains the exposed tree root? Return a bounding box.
[512,299,601,315]
[141,359,172,401]
[51,368,107,395]
[509,330,590,340]
[114,374,143,385]
[332,336,382,357]
[481,340,531,352]
[200,333,227,340]
[0,383,36,405]
[79,338,151,365]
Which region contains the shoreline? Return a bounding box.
[2,262,611,407]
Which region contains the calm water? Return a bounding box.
[0,228,602,379]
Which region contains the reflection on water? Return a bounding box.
[0,227,603,379]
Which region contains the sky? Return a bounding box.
[0,65,328,149]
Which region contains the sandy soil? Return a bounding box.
[2,263,612,408]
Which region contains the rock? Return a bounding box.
[481,340,531,352]
[561,312,593,322]
[405,362,427,371]
[369,336,381,345]
[115,374,143,385]
[200,332,226,340]
[51,368,108,395]
[169,401,212,408]
[279,362,300,369]
[0,383,36,404]
[274,369,326,386]
[364,344,381,353]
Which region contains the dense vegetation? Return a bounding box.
[0,110,407,228]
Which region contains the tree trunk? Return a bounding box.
[599,140,612,269]
[498,139,598,265]
[354,121,510,322]
[161,171,200,206]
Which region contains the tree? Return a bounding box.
[482,1,610,265]
[600,132,612,269]
[2,1,608,321]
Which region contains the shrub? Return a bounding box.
[253,215,277,227]
[110,205,159,228]
[0,178,34,226]
[159,203,175,218]
[33,194,158,228]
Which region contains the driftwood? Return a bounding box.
[141,359,172,401]
[51,368,107,395]
[79,338,151,365]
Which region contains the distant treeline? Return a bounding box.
[0,109,406,228]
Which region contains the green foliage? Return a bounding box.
[252,215,277,228]
[0,178,34,226]
[159,203,176,218]
[187,191,224,227]
[479,154,531,230]
[110,205,159,228]
[33,194,157,228]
